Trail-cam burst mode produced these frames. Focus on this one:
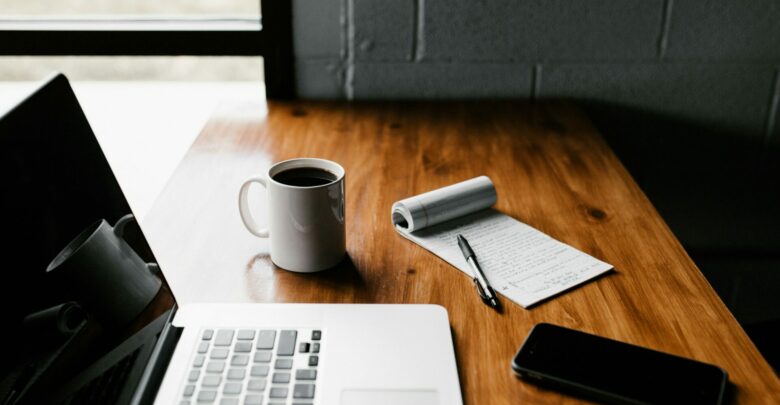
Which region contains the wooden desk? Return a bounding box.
[144,100,780,403]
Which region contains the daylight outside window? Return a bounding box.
[0,0,264,82]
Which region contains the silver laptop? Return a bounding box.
[0,73,462,405]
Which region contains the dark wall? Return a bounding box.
[293,0,779,145]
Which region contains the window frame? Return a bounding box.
[0,0,294,98]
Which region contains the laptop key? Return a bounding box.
[275,359,293,369]
[231,354,249,366]
[193,355,205,367]
[269,387,289,398]
[210,348,229,359]
[202,329,214,340]
[253,351,272,363]
[237,329,255,340]
[295,369,317,380]
[184,384,196,396]
[198,342,210,354]
[311,330,322,341]
[293,383,315,399]
[250,365,269,377]
[206,361,225,373]
[244,395,262,405]
[272,372,291,383]
[215,330,235,346]
[277,330,297,356]
[227,368,246,380]
[188,370,200,382]
[247,378,266,392]
[234,342,252,353]
[308,356,318,367]
[257,330,276,349]
[220,399,238,405]
[223,382,242,395]
[202,375,221,387]
[311,343,320,353]
[299,342,310,353]
[197,390,217,403]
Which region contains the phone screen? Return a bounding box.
[512,323,728,404]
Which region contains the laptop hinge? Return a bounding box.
[129,305,182,405]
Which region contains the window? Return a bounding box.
[3,0,259,18]
[0,0,293,97]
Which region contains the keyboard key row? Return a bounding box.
[201,329,321,348]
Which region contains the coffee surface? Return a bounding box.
[272,167,337,187]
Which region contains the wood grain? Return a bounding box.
[144,100,780,404]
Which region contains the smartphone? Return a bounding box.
[511,323,728,405]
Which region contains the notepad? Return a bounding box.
[391,176,613,308]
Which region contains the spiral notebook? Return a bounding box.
[391,176,613,308]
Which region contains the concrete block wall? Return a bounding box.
[292,0,780,141]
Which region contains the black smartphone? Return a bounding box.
[511,323,728,405]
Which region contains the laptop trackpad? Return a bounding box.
[341,389,439,405]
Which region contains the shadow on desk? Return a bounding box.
[580,101,780,373]
[244,253,368,303]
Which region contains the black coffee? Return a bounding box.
[272,167,337,187]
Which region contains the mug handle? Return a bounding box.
[238,176,270,238]
[113,214,135,238]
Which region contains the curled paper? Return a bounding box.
[391,176,497,233]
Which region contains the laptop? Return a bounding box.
[0,73,463,405]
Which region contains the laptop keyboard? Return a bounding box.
[180,328,321,405]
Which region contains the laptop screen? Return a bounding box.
[0,74,168,398]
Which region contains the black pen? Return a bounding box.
[457,234,500,309]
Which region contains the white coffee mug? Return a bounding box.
[238,158,346,272]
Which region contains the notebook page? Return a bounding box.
[396,209,613,308]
